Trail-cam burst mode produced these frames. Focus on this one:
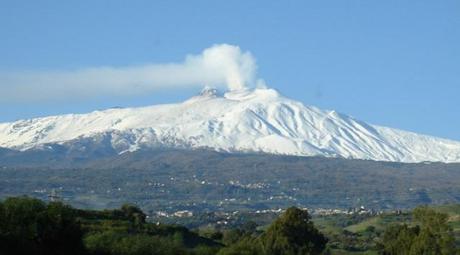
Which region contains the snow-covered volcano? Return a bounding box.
[1,87,460,163]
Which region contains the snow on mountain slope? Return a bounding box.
[1,87,460,163]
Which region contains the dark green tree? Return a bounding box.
[217,237,264,255]
[84,231,188,255]
[381,224,419,255]
[0,197,85,255]
[119,203,147,231]
[262,207,327,255]
[241,221,258,234]
[410,207,456,255]
[222,229,244,246]
[382,206,457,255]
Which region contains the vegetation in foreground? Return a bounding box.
[0,197,458,255]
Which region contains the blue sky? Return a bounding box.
[0,1,459,140]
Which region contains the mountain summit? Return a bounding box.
[1,88,460,163]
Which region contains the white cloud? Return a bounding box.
[0,44,261,102]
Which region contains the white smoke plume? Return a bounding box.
[0,44,260,102]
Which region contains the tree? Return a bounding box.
[0,197,50,254]
[217,237,264,255]
[381,224,419,255]
[262,207,327,255]
[0,197,85,255]
[241,221,258,234]
[410,207,456,255]
[84,231,188,255]
[120,203,147,231]
[40,202,86,254]
[381,206,457,255]
[222,229,244,246]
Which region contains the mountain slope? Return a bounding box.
[1,88,459,163]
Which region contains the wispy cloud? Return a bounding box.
[0,44,262,102]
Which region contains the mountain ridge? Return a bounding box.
[1,87,460,163]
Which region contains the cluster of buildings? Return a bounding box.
[154,210,194,218]
[310,206,382,216]
[152,205,384,221]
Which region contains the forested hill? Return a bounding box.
[1,149,459,211]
